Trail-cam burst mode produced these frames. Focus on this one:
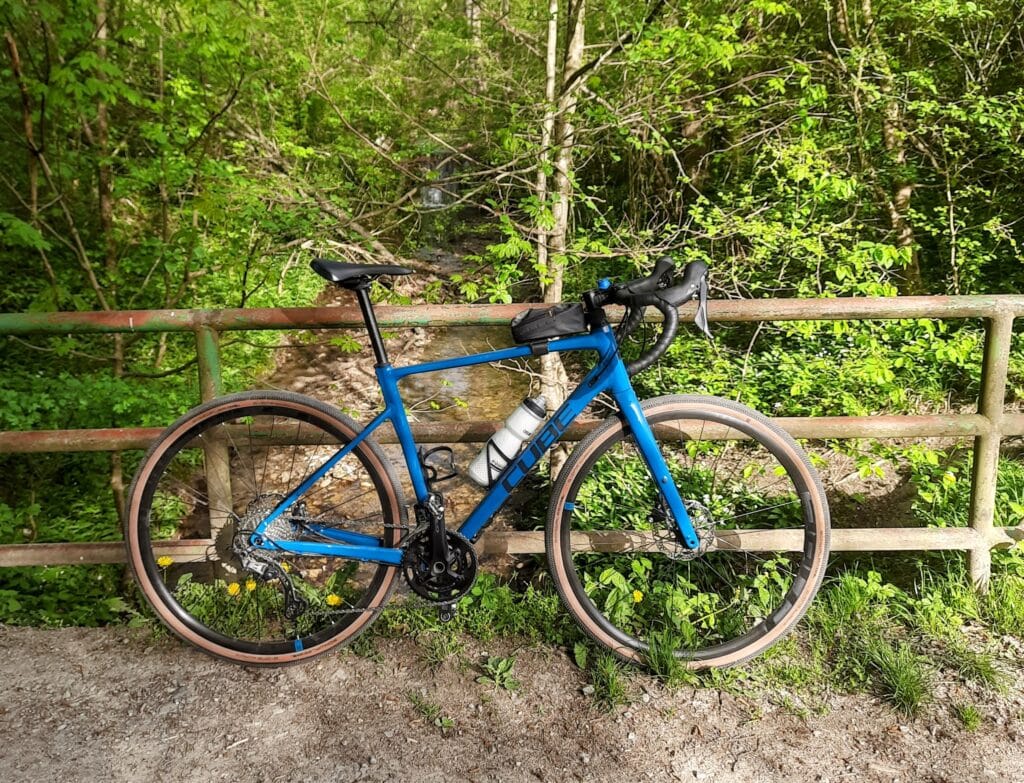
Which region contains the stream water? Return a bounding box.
[396,326,532,422]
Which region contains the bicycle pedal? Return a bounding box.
[437,602,458,623]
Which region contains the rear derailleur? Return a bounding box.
[224,494,308,621]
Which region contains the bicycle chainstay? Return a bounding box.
[222,494,412,619]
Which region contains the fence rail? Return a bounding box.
[1,295,1021,586]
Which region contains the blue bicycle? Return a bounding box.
[126,258,830,669]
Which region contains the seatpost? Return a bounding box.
[353,284,390,366]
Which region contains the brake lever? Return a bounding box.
[694,276,712,340]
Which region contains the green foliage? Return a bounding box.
[420,629,465,668]
[476,655,521,692]
[634,318,982,419]
[455,573,578,644]
[0,566,139,626]
[407,691,455,734]
[589,652,630,710]
[981,573,1024,637]
[952,703,982,731]
[940,642,1006,692]
[644,629,699,689]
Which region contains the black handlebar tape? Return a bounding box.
[625,296,679,376]
[616,303,645,342]
[661,260,708,306]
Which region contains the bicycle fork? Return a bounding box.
[608,363,701,550]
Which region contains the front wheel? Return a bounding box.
[125,391,407,665]
[547,395,830,669]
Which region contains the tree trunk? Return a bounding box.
[861,0,923,293]
[540,0,586,478]
[534,0,558,292]
[95,0,126,522]
[465,0,482,47]
[836,0,923,293]
[4,32,58,293]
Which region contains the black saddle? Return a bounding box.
[310,258,413,289]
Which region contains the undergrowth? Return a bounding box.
[353,550,1023,719]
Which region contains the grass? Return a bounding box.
[421,629,465,668]
[941,642,1007,691]
[952,702,982,731]
[981,574,1024,636]
[644,629,698,689]
[756,557,1024,717]
[867,640,932,717]
[407,691,455,734]
[590,652,629,710]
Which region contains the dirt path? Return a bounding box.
[0,626,1021,783]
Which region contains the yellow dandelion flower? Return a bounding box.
[632,590,644,603]
[227,582,241,596]
[325,593,341,607]
[281,562,291,573]
[156,556,174,568]
[246,578,257,592]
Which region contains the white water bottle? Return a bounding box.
[467,396,547,487]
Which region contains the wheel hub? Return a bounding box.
[651,498,716,561]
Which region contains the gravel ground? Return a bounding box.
[0,626,1021,783]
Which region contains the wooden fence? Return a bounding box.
[0,295,1021,587]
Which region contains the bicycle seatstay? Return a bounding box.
[251,322,697,563]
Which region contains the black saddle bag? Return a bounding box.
[510,303,587,345]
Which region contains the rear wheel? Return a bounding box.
[547,395,830,669]
[125,391,406,665]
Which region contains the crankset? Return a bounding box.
[401,492,478,608]
[402,526,478,604]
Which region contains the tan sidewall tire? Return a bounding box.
[546,394,830,670]
[125,391,405,666]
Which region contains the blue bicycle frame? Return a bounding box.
[249,322,699,564]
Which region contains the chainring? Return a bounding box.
[401,528,478,603]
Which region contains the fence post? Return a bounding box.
[194,327,233,550]
[967,311,1014,590]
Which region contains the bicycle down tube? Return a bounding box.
[250,322,699,563]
